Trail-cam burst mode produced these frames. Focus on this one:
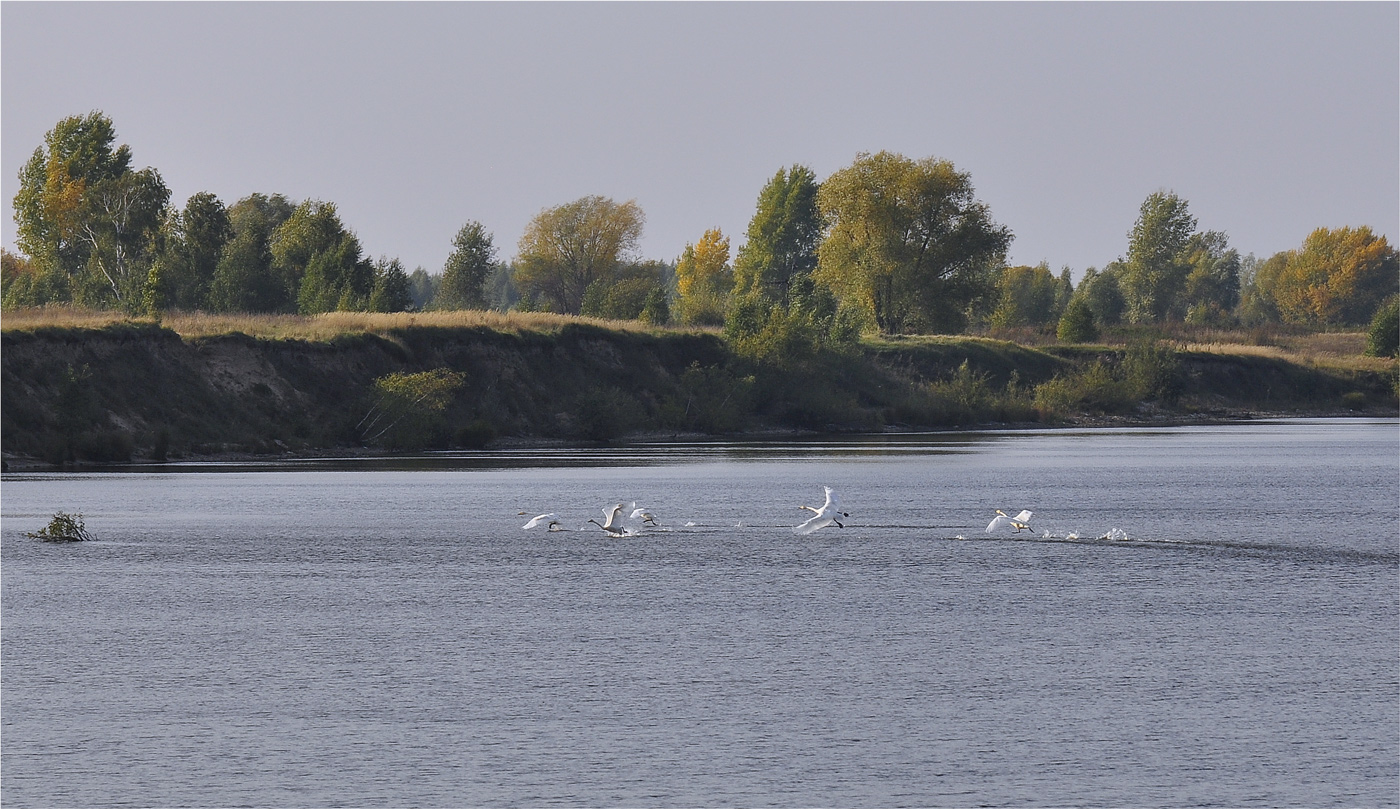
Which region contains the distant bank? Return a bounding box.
[2,316,1394,467]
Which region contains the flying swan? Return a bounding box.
[986,509,1034,533]
[521,512,557,530]
[794,486,845,535]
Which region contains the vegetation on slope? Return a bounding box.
[2,310,1393,467]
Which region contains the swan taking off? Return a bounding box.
[986,509,1033,533]
[589,503,628,536]
[794,486,845,535]
[521,513,556,530]
[629,503,660,526]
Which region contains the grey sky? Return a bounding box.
[3,2,1396,279]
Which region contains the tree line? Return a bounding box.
[5,112,1396,350]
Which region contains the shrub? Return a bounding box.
[27,512,92,542]
[358,368,466,449]
[1121,341,1181,403]
[1056,298,1099,343]
[1365,296,1399,358]
[665,362,754,434]
[1033,360,1135,416]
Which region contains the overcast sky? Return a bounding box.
[3,2,1396,279]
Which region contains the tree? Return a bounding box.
[1120,191,1197,323]
[207,193,296,312]
[407,267,438,311]
[12,112,171,309]
[1365,296,1399,358]
[13,112,133,289]
[990,263,1063,330]
[269,200,372,314]
[580,260,669,321]
[1181,230,1241,326]
[675,228,733,325]
[148,191,232,311]
[76,167,170,308]
[731,166,823,305]
[1067,264,1126,328]
[1237,251,1287,327]
[368,257,412,312]
[817,151,1011,334]
[2,248,40,308]
[514,196,644,314]
[1272,227,1398,327]
[1057,296,1099,343]
[437,221,496,310]
[484,262,519,311]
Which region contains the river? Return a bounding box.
[2,418,1396,807]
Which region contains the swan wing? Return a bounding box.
[795,504,840,535]
[987,515,1011,533]
[1014,510,1033,523]
[522,513,554,529]
[603,503,624,528]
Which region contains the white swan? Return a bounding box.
[629,503,660,526]
[794,486,845,535]
[986,509,1033,533]
[521,512,556,530]
[589,503,628,536]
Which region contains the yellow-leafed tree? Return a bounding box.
[675,228,732,325]
[1273,226,1397,327]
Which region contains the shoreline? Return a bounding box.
[5,409,1393,474]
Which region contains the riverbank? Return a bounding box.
[2,315,1394,468]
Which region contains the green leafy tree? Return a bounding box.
[817,151,1011,334]
[731,166,823,305]
[1121,191,1197,323]
[407,267,438,311]
[437,221,496,310]
[580,260,669,321]
[514,196,644,314]
[1181,230,1241,326]
[639,286,670,325]
[270,200,372,314]
[368,257,412,312]
[1057,296,1100,343]
[1072,264,1126,327]
[1237,251,1287,326]
[12,112,170,310]
[1365,295,1399,358]
[75,167,170,309]
[13,112,132,297]
[484,262,519,311]
[148,191,232,311]
[990,263,1063,329]
[207,194,296,313]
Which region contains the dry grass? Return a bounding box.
[0,305,142,332]
[1181,332,1391,373]
[1,306,710,340]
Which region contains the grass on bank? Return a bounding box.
[0,306,710,341]
[3,304,1390,376]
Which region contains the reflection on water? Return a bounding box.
[2,418,1396,807]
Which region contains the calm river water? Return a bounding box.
[3,419,1397,807]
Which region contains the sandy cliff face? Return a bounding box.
[0,323,734,462]
[2,322,1392,466]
